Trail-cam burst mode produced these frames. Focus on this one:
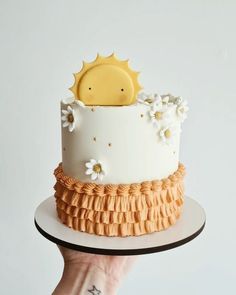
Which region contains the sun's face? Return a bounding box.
[78,64,135,105]
[70,54,142,106]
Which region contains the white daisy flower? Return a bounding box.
[62,97,85,108]
[61,105,76,132]
[137,92,161,106]
[161,94,176,106]
[153,93,162,103]
[176,99,189,122]
[149,104,170,127]
[174,96,184,105]
[85,159,105,181]
[159,125,179,145]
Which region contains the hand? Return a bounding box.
[53,245,137,295]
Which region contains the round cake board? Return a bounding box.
[34,196,205,256]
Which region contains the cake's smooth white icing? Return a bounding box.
[61,94,186,184]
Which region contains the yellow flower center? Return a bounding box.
[67,113,74,123]
[154,111,163,120]
[164,129,171,138]
[144,98,153,104]
[93,163,102,173]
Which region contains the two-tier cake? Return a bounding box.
[54,54,188,237]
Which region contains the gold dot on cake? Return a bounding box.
[173,151,176,154]
[91,108,95,112]
[108,143,112,147]
[93,137,96,142]
[140,114,144,118]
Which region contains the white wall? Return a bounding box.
[1,0,236,294]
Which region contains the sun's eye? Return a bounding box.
[121,88,124,91]
[89,87,91,90]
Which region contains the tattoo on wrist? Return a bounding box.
[88,285,101,295]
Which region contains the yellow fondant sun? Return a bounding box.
[69,53,142,106]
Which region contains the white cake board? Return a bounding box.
[34,196,205,256]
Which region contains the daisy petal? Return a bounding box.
[62,110,69,115]
[159,129,164,136]
[68,125,73,132]
[86,168,93,175]
[149,111,154,117]
[69,123,75,132]
[61,116,67,121]
[90,159,97,165]
[62,97,75,104]
[85,162,93,168]
[75,100,85,108]
[67,105,73,112]
[63,121,69,127]
[91,172,98,180]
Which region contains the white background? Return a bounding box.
[1,0,236,294]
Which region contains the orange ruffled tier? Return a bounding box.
[54,163,185,237]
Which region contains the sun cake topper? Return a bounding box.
[69,53,142,106]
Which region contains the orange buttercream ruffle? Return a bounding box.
[55,196,184,224]
[57,207,181,237]
[54,163,185,237]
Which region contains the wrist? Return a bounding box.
[53,262,119,295]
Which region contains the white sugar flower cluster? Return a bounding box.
[137,92,189,144]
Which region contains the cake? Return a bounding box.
[54,54,188,237]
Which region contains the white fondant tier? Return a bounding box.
[61,101,182,184]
